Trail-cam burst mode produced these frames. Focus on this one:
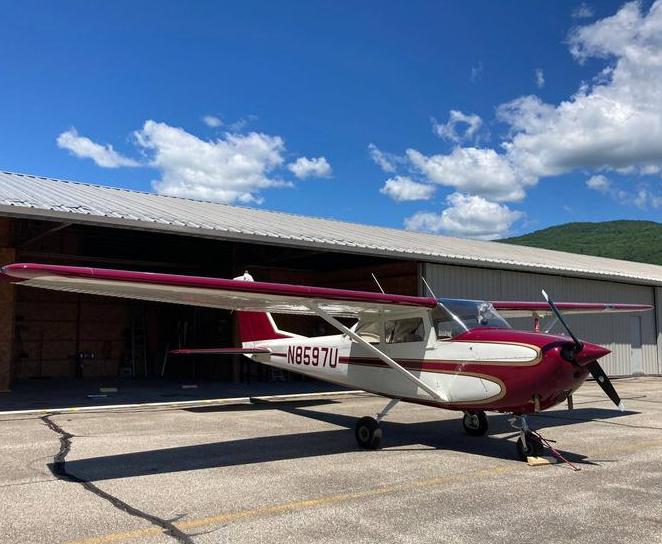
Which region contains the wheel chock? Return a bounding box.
[527,455,558,466]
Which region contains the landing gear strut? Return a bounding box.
[354,398,399,450]
[462,410,488,436]
[510,415,544,461]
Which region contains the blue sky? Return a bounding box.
[1,0,661,239]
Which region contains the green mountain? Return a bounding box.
[502,220,662,266]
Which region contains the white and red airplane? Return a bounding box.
[1,263,653,460]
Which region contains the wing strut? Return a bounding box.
[309,303,449,403]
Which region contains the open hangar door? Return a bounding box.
[422,262,658,377]
[13,287,236,382]
[9,217,420,385]
[10,218,240,384]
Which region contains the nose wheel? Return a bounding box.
[516,431,544,460]
[510,415,545,461]
[462,411,488,436]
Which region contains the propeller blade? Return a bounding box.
[587,361,624,411]
[542,290,623,411]
[541,290,582,349]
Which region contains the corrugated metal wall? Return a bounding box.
[422,263,659,376]
[656,288,662,374]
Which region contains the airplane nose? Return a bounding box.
[569,341,611,366]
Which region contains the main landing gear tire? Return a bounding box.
[516,431,544,461]
[355,416,383,450]
[462,411,488,437]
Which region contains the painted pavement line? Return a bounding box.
[64,465,516,544]
[0,390,365,417]
[64,436,662,544]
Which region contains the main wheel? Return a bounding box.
[462,411,488,436]
[355,416,383,450]
[516,431,544,461]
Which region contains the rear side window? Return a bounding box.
[384,318,425,344]
[354,320,380,344]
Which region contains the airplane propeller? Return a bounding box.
[542,290,624,411]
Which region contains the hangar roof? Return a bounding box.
[1,170,661,287]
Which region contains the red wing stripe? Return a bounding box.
[492,301,653,312]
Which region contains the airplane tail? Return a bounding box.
[237,311,294,344]
[233,271,299,345]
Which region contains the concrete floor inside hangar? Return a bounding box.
[1,377,661,544]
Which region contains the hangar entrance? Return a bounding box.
[8,218,419,387]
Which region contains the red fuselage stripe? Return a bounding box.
[270,353,536,370]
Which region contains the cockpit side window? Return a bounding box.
[432,299,511,339]
[384,317,425,344]
[432,307,461,339]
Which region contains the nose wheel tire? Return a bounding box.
[516,431,544,461]
[462,411,488,436]
[355,416,383,450]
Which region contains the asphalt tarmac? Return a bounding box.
[1,378,661,544]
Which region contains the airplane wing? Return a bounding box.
[2,263,449,402]
[1,263,437,318]
[492,301,653,318]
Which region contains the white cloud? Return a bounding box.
[287,156,332,179]
[58,120,331,204]
[504,1,662,176]
[535,68,545,88]
[586,174,662,208]
[572,3,594,19]
[56,128,139,168]
[586,174,611,192]
[202,115,222,128]
[433,110,483,143]
[380,176,435,202]
[621,186,662,208]
[471,62,483,82]
[404,193,523,240]
[227,115,258,132]
[569,2,655,61]
[368,143,399,173]
[496,95,557,136]
[406,147,531,202]
[397,1,662,212]
[134,120,289,204]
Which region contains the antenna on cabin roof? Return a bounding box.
[371,273,385,294]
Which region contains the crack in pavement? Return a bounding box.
[40,415,194,544]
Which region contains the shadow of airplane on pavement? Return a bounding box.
[59,399,643,482]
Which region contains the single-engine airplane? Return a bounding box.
[1,263,653,460]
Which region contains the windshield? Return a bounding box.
[433,298,511,339]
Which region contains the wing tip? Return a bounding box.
[0,263,33,282]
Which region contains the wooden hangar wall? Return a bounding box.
[0,217,418,388]
[422,262,661,377]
